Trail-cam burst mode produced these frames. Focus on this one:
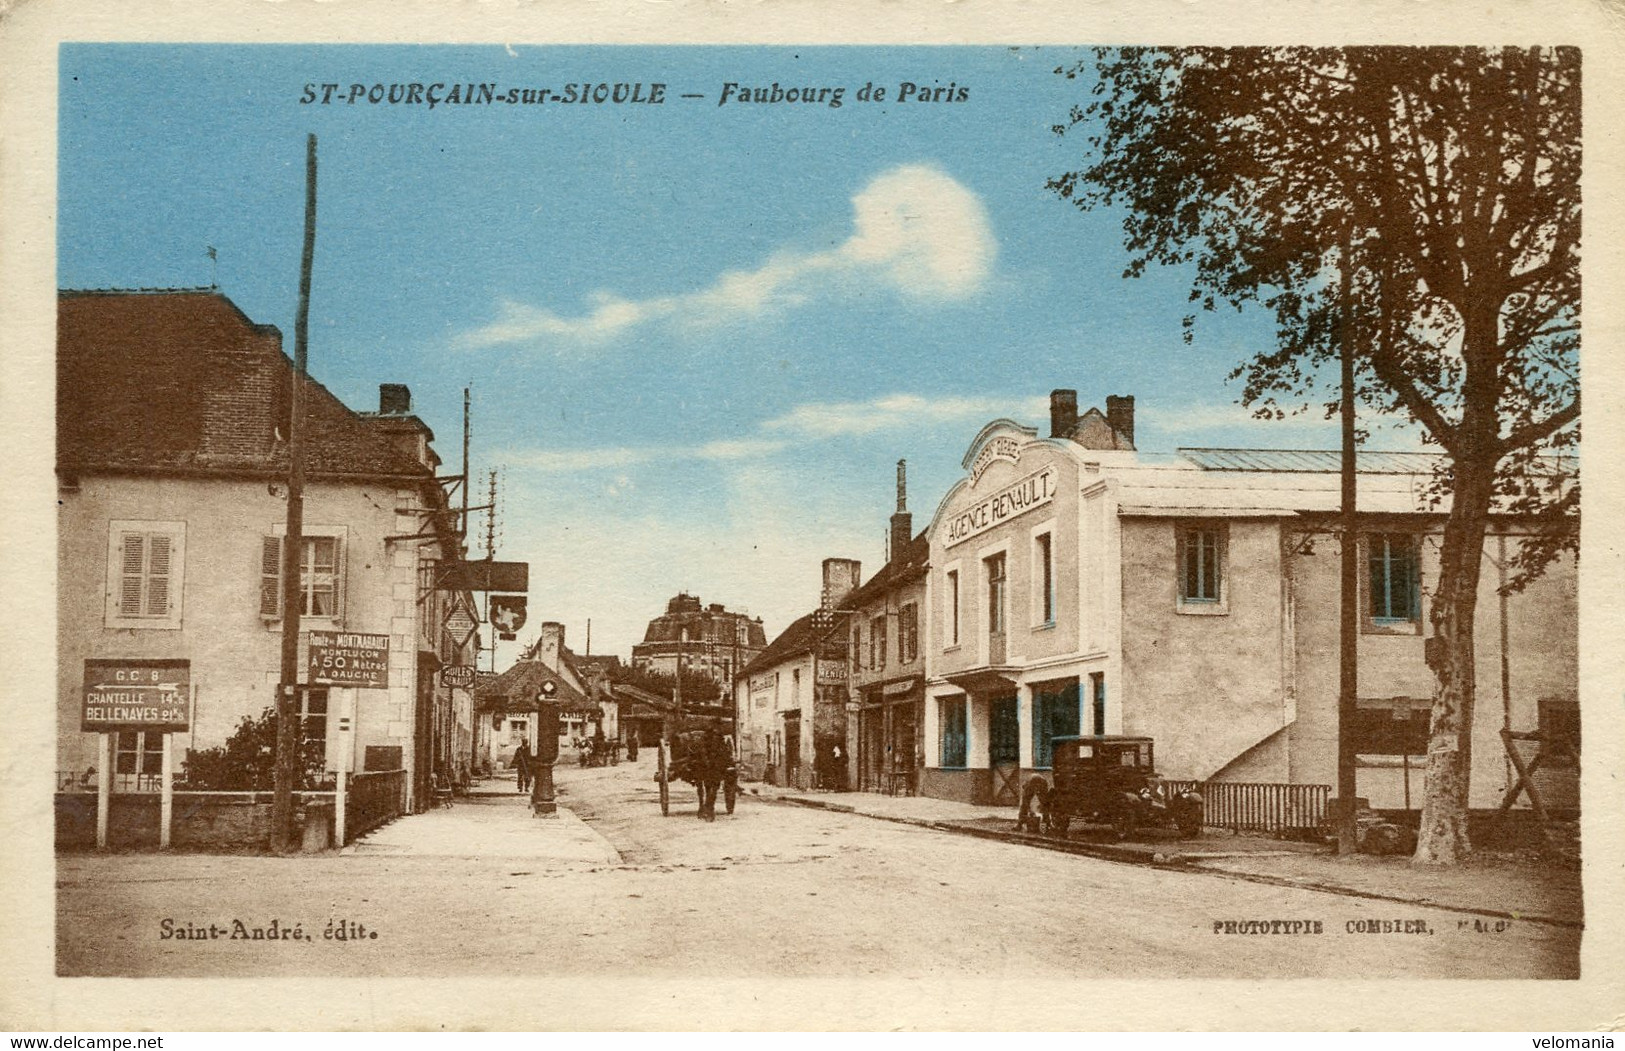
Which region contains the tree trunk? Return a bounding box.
[1413,435,1499,865]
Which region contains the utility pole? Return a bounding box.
[461,387,470,555]
[1336,232,1361,855]
[273,133,318,855]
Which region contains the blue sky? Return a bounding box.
[59,44,1416,659]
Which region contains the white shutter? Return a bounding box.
[119,533,146,616]
[332,534,346,620]
[145,534,171,615]
[260,536,283,617]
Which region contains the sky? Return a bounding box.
[58,44,1421,661]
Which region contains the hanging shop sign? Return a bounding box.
[815,659,847,685]
[444,594,479,649]
[308,630,391,689]
[437,560,530,594]
[440,665,478,690]
[490,594,528,639]
[944,464,1059,548]
[82,658,190,732]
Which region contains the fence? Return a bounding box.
[347,769,407,843]
[1163,779,1330,834]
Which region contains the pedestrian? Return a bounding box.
[627,729,639,762]
[513,740,532,794]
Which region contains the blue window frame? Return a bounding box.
[1179,526,1223,603]
[1032,679,1081,768]
[1368,534,1421,624]
[940,696,968,768]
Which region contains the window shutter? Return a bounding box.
[333,535,347,619]
[146,534,171,615]
[260,536,283,616]
[119,533,146,616]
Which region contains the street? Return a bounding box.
[57,758,1579,979]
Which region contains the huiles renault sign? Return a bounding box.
[944,465,1058,548]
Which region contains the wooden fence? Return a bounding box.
[1163,780,1330,834]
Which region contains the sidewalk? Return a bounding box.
[345,783,620,864]
[749,783,1583,927]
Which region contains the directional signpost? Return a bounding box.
[82,659,191,850]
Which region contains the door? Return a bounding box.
[989,695,1021,805]
[783,714,802,789]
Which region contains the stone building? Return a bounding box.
[631,593,767,695]
[56,289,477,829]
[920,389,1578,812]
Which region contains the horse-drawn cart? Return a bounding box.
[655,718,738,820]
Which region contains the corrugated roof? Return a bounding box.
[1179,448,1444,474]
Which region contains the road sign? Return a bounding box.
[308,630,390,689]
[82,659,190,732]
[443,594,478,648]
[440,665,477,690]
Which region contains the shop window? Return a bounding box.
[899,603,919,665]
[1032,679,1081,768]
[105,521,186,628]
[261,532,346,619]
[113,731,164,793]
[1034,530,1055,625]
[1366,533,1421,629]
[940,696,968,768]
[871,614,887,670]
[1178,524,1225,608]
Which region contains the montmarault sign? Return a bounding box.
[82,658,190,732]
[944,464,1059,548]
[307,630,391,689]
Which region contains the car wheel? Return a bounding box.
[1175,805,1202,839]
[1111,806,1137,840]
[1050,812,1071,837]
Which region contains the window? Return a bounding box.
[945,569,961,647]
[298,686,330,787]
[871,614,887,670]
[1034,531,1055,625]
[1032,679,1081,768]
[940,695,968,768]
[106,521,185,628]
[1367,534,1421,625]
[1089,672,1106,735]
[114,731,164,792]
[899,603,919,665]
[1179,525,1224,604]
[985,553,1007,635]
[261,532,345,618]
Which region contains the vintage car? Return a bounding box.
[1019,735,1203,839]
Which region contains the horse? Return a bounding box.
[671,728,734,820]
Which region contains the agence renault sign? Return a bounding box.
[944,465,1058,548]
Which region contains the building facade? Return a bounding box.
[921,390,1578,812]
[632,593,767,695]
[734,559,859,789]
[56,290,477,815]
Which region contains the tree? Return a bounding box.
[1051,47,1579,864]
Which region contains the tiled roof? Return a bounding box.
[58,289,432,481]
[737,610,845,678]
[473,659,594,713]
[844,531,929,611]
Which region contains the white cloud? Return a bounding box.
[458,164,996,349]
[501,391,1043,473]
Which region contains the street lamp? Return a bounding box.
[532,679,559,816]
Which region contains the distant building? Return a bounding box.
[632,593,766,695]
[474,622,609,770]
[56,289,476,823]
[733,559,860,790]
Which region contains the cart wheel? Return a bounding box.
[724,776,737,815]
[657,746,670,816]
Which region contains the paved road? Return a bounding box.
[56,758,1578,979]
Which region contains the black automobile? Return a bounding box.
[1020,735,1203,839]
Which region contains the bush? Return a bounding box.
[180,705,328,790]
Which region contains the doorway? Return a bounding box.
[783,713,802,789]
[989,695,1020,805]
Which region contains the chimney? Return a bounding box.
[538,621,564,671]
[889,459,913,563]
[379,383,412,415]
[821,557,861,611]
[1105,394,1136,449]
[1050,389,1078,439]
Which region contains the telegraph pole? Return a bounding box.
[1336,232,1361,855]
[273,133,318,855]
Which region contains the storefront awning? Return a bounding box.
[940,667,1020,694]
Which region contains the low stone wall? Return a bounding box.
[56,792,335,852]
